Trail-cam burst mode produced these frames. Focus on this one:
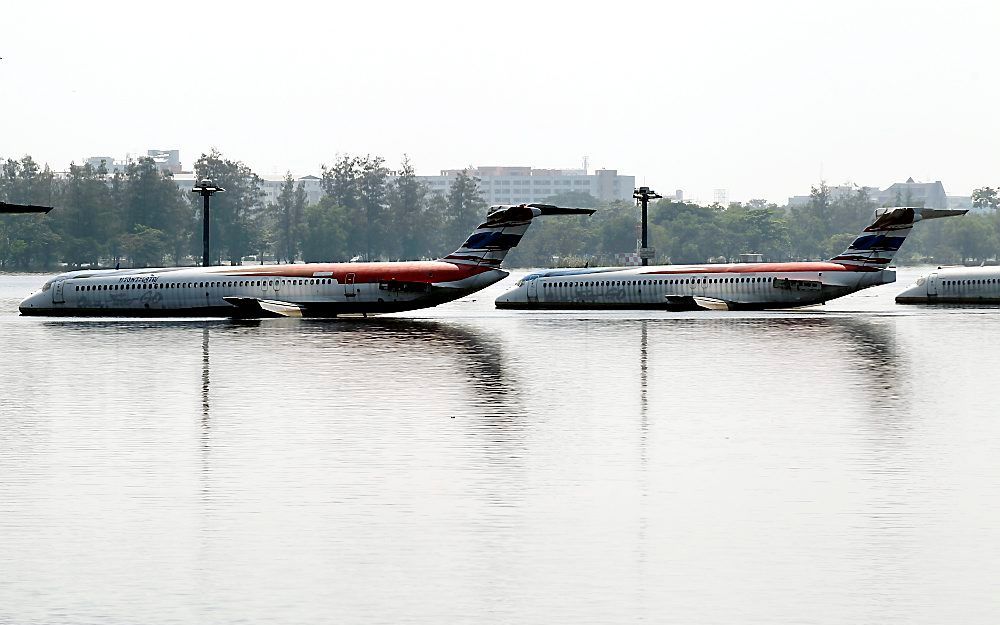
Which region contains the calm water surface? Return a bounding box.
[1,268,999,624]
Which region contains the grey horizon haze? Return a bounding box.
[1,0,997,203]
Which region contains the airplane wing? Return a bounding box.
[223,297,305,318]
[691,296,731,311]
[664,295,733,311]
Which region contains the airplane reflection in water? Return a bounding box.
[19,204,593,318]
[497,207,966,311]
[65,318,524,424]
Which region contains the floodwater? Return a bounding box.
[1,267,999,625]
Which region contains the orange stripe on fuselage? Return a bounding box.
[643,262,877,274]
[211,261,495,283]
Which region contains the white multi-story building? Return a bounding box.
[86,149,183,175]
[418,166,635,204]
[172,173,325,205]
[171,160,636,207]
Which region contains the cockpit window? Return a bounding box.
[41,280,54,292]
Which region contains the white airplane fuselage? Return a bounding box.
[495,262,894,311]
[18,203,597,318]
[896,266,1000,304]
[496,206,970,311]
[19,261,507,317]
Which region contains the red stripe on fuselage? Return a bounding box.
[206,261,496,284]
[643,262,882,274]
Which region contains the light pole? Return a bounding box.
[192,179,224,267]
[633,186,662,266]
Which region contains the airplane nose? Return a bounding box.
[894,282,925,303]
[18,292,40,314]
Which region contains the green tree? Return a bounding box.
[0,156,61,269]
[120,225,169,268]
[719,204,790,261]
[939,216,998,263]
[192,150,264,265]
[358,155,388,260]
[441,169,486,254]
[972,187,999,211]
[300,200,349,262]
[385,155,434,259]
[271,172,305,263]
[57,161,115,267]
[119,158,192,265]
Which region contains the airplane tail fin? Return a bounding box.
[440,203,595,268]
[829,206,967,270]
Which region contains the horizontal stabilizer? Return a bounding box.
[0,202,54,214]
[912,208,969,222]
[525,203,597,216]
[223,297,304,318]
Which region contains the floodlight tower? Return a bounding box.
[192,179,224,267]
[633,186,662,266]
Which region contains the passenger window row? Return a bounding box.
[73,278,337,292]
[542,276,769,288]
[943,279,998,286]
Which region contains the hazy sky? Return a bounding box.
[2,0,998,203]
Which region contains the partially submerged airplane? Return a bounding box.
[896,265,1000,304]
[19,204,594,317]
[496,206,967,310]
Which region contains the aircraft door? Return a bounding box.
[526,279,538,302]
[926,273,939,297]
[261,279,268,294]
[344,273,357,297]
[52,280,65,304]
[273,279,281,296]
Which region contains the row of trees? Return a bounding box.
[2,151,1000,270]
[0,151,487,270]
[509,184,1000,266]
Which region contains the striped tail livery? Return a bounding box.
[441,203,595,267]
[829,206,968,269]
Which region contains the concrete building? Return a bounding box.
[787,185,880,207]
[146,149,182,174]
[418,166,635,204]
[879,177,948,208]
[172,173,325,205]
[85,149,184,175]
[167,159,635,207]
[787,178,950,209]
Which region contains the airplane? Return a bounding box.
[495,206,967,311]
[18,203,594,317]
[896,265,1000,304]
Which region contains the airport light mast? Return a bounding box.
[192,179,224,267]
[633,186,662,266]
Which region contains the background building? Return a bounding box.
[91,151,636,207]
[787,178,952,208]
[419,166,635,204]
[86,149,184,174]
